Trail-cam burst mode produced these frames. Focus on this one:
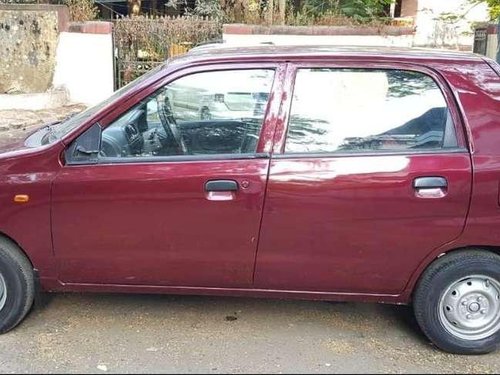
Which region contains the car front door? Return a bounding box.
[254,63,472,295]
[52,65,281,287]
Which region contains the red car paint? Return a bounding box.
[0,46,499,305]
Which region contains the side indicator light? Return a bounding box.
[14,195,30,203]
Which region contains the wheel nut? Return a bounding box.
[481,309,487,314]
[462,301,468,306]
[478,296,483,302]
[469,302,481,312]
[466,314,472,319]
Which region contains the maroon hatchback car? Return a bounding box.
[0,45,499,354]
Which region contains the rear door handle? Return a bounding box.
[413,177,448,189]
[205,180,239,192]
[413,177,448,199]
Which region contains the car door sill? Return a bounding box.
[51,281,405,305]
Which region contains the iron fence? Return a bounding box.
[113,15,221,88]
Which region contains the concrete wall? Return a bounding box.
[0,4,69,94]
[223,33,415,47]
[486,24,499,60]
[412,0,490,49]
[52,22,114,106]
[223,24,415,47]
[401,0,418,17]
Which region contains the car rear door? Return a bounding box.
[254,62,472,295]
[52,64,284,288]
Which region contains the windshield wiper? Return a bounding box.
[44,113,77,130]
[43,120,61,132]
[42,113,78,140]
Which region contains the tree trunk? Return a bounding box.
[497,17,500,64]
[234,0,246,23]
[278,0,286,25]
[128,0,142,16]
[267,0,274,25]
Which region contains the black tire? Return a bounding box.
[414,249,500,354]
[0,237,34,334]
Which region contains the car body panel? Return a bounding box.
[51,159,269,287]
[49,63,285,288]
[254,152,472,294]
[254,60,473,295]
[398,56,500,300]
[0,143,63,279]
[0,46,497,305]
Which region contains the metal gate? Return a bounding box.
[112,16,221,89]
[473,26,488,56]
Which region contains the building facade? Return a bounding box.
[397,0,490,49]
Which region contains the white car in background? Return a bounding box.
[165,70,273,121]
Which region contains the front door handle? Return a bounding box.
[205,180,238,201]
[205,180,239,192]
[413,177,448,199]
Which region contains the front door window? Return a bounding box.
[99,69,275,159]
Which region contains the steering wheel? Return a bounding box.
[156,92,188,154]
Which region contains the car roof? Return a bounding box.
[169,44,483,66]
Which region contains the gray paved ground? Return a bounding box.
[0,105,87,148]
[0,105,86,130]
[1,108,499,373]
[0,293,500,374]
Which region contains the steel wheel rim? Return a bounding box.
[438,275,500,341]
[0,273,6,311]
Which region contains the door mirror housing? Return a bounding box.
[65,123,102,165]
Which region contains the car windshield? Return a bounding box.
[42,63,167,144]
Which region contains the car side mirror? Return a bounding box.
[65,123,102,165]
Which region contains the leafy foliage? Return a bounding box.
[0,0,98,21]
[114,15,221,85]
[297,0,393,22]
[64,0,98,22]
[339,0,393,21]
[470,0,500,19]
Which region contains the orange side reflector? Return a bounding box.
[14,195,29,203]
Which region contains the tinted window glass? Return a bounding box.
[285,69,457,154]
[100,69,275,159]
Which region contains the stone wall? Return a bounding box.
[0,4,69,94]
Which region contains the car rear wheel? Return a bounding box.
[414,249,500,354]
[0,237,34,334]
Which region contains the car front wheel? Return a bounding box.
[0,237,34,334]
[414,249,500,354]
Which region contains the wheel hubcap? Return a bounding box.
[0,273,6,311]
[439,275,500,340]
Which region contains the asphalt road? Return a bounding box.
[0,293,499,374]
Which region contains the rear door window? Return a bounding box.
[285,68,458,154]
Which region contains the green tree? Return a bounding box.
[475,0,500,62]
[301,0,392,21]
[477,0,500,19]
